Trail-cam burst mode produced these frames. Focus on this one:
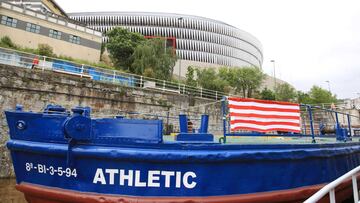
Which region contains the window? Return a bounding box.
[49,29,61,39]
[26,23,40,34]
[69,35,80,44]
[1,16,17,27]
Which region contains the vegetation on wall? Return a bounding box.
[106,27,145,70]
[275,83,297,102]
[131,38,176,80]
[0,36,115,70]
[260,88,276,100]
[106,27,176,80]
[184,66,264,97]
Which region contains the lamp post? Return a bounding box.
[325,80,331,92]
[177,17,183,81]
[270,60,276,92]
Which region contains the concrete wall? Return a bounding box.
[0,5,101,62]
[0,64,222,178]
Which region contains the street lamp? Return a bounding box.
[177,17,183,80]
[325,80,331,92]
[270,60,276,91]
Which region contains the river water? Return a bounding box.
[0,178,26,203]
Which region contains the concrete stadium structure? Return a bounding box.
[69,12,263,77]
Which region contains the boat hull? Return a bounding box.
[5,109,360,202]
[8,139,360,200]
[16,180,354,203]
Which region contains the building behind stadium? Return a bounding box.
[1,0,102,62]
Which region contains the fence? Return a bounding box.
[0,47,232,100]
[304,165,360,203]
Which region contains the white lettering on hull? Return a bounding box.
[93,168,197,189]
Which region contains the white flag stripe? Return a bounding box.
[230,109,300,117]
[228,100,300,110]
[231,123,301,131]
[230,116,300,124]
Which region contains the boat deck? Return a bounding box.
[164,135,359,144]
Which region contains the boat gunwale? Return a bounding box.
[7,139,360,163]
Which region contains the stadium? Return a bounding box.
[69,12,263,77]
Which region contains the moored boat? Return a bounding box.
[5,97,360,203]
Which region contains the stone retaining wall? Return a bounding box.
[0,64,222,177]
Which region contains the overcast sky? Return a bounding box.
[57,0,360,99]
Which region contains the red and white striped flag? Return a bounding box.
[228,97,301,133]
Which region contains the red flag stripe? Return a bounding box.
[230,123,301,131]
[230,116,300,124]
[228,100,300,110]
[230,119,300,127]
[229,112,300,120]
[228,104,300,113]
[228,97,299,106]
[230,109,300,117]
[230,126,301,133]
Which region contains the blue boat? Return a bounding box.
[5,97,360,203]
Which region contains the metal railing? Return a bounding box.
[304,165,360,203]
[0,47,234,100]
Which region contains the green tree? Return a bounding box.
[218,66,264,97]
[131,38,176,80]
[297,91,312,104]
[308,85,337,104]
[37,44,54,57]
[185,66,197,87]
[143,68,155,78]
[106,27,145,71]
[275,83,297,102]
[195,68,228,92]
[260,88,276,100]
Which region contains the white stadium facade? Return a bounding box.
[69,12,263,77]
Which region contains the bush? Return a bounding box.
[0,36,16,48]
[143,68,155,78]
[37,44,54,57]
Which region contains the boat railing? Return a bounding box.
[221,97,360,143]
[304,165,360,203]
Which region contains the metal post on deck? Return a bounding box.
[303,116,307,135]
[140,76,143,87]
[166,110,170,135]
[335,112,339,125]
[112,70,116,83]
[307,105,316,143]
[221,96,227,143]
[347,114,352,137]
[334,111,343,141]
